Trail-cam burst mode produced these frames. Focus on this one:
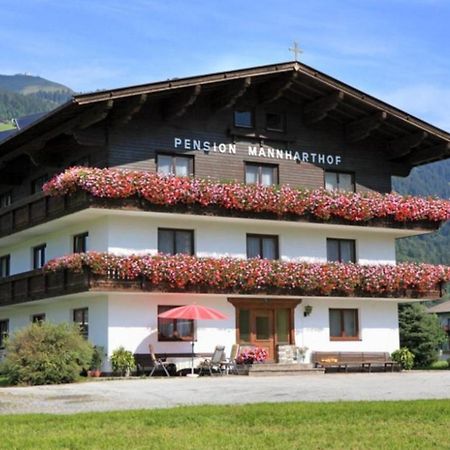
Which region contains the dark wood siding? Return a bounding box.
[107,99,392,193]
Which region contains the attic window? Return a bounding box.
[266,112,285,132]
[234,110,253,128]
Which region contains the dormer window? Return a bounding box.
[265,112,285,132]
[233,110,253,128]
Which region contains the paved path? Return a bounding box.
[0,371,449,415]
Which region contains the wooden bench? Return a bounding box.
[311,351,399,372]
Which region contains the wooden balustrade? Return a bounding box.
[0,269,90,307]
[0,189,443,240]
[0,191,90,238]
[0,266,443,308]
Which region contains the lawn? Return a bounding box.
[0,400,448,449]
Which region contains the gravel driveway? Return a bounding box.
[0,371,449,415]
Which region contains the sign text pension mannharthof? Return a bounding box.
[174,137,342,166]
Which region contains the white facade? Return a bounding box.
[0,207,409,370]
[1,210,411,277]
[0,290,400,370]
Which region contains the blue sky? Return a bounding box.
[0,0,449,129]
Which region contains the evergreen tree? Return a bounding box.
[398,303,446,367]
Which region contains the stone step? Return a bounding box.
[239,363,325,376]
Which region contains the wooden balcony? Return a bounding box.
[0,267,443,308]
[0,190,443,241]
[0,191,91,239]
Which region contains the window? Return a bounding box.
[31,174,49,194]
[327,239,356,263]
[158,305,194,341]
[158,228,194,255]
[265,112,285,132]
[0,255,10,278]
[0,319,9,349]
[31,313,46,324]
[233,110,253,128]
[157,154,193,177]
[0,191,12,208]
[32,244,46,269]
[329,309,359,340]
[247,234,279,260]
[73,308,88,339]
[73,232,89,253]
[324,171,355,192]
[245,163,278,186]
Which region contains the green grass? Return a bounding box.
[0,376,8,387]
[0,122,15,132]
[0,400,449,449]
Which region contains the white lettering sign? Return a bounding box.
[174,137,342,166]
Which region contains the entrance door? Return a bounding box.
[231,298,301,363]
[251,309,275,361]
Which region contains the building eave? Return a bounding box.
[0,60,449,167]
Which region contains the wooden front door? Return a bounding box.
[251,309,275,361]
[230,298,302,363]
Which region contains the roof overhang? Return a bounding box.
[0,61,449,171]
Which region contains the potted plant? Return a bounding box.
[296,346,309,363]
[236,347,268,365]
[89,346,105,377]
[110,346,136,377]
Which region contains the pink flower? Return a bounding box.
[43,167,450,225]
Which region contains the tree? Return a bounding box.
[0,322,93,385]
[398,303,446,367]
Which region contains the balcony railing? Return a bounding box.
[0,191,91,238]
[0,256,446,307]
[0,269,89,307]
[0,188,445,241]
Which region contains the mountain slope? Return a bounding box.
[0,74,72,95]
[394,159,450,265]
[0,74,72,121]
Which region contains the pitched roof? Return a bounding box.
[0,61,449,168]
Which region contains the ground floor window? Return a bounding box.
[0,319,9,349]
[73,308,89,339]
[329,308,359,340]
[31,313,46,324]
[157,305,194,341]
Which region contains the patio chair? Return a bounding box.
[198,345,226,376]
[220,344,240,375]
[148,345,173,377]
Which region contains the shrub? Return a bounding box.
[0,322,93,385]
[391,348,415,370]
[428,360,449,370]
[398,303,447,367]
[110,347,135,375]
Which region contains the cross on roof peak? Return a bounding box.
[289,41,303,61]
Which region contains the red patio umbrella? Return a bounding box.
[158,304,228,376]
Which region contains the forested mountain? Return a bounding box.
[0,74,72,121]
[394,159,450,265]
